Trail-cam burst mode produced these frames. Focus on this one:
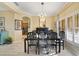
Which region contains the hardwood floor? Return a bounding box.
[0,40,74,56]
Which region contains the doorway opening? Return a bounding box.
[21,17,30,35]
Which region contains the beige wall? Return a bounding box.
[29,16,39,32]
[0,12,15,40]
[14,13,23,42]
[0,11,24,42]
[29,16,56,32]
[46,16,56,31]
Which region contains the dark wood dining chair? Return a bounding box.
[27,32,38,54]
[59,31,65,50]
[47,32,58,54]
[37,31,49,54]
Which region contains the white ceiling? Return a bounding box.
[0,2,66,16]
[15,2,66,16]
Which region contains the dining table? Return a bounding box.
[24,38,61,55]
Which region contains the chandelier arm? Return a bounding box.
[40,2,46,27]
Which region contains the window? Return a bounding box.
[67,16,73,41]
[74,14,79,44]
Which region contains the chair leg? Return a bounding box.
[55,45,57,54]
[38,41,40,55]
[35,46,37,54]
[55,41,57,54]
[63,41,64,50]
[38,47,40,55]
[24,39,26,53]
[27,45,29,54]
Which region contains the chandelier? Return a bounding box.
[39,2,46,27]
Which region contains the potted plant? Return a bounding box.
[5,37,12,44]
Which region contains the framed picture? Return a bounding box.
[0,17,5,27]
[15,19,22,30]
[0,27,5,32]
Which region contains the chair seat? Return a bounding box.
[48,44,57,46]
[55,40,64,42]
[28,44,37,46]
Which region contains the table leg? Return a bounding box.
[24,38,26,53]
[55,42,57,54]
[26,40,30,54]
[59,39,61,53]
[38,40,40,55]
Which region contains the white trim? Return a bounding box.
[65,17,68,40]
[56,15,60,38]
[72,11,75,42]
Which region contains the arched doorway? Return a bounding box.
[21,17,30,35]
